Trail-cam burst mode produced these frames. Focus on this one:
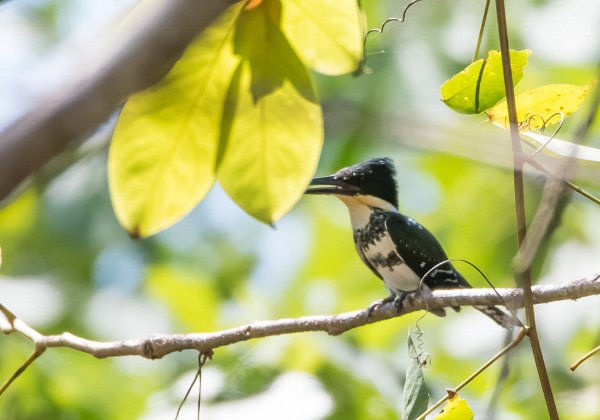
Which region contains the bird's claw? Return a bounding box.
[367,291,411,318]
[367,294,396,319]
[393,292,409,314]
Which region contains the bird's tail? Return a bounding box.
[454,271,518,329]
[474,305,517,330]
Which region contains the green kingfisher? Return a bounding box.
[305,157,513,328]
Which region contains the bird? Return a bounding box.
[305,157,514,329]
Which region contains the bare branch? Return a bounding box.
[0,275,597,397]
[1,275,598,362]
[0,0,234,202]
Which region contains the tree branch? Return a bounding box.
[1,275,598,362]
[0,0,234,203]
[495,0,558,416]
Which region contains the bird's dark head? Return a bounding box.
[305,157,398,209]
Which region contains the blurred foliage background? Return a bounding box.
[1,0,600,419]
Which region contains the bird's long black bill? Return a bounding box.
[305,175,360,195]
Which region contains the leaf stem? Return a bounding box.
[473,0,491,62]
[494,0,559,418]
[474,59,487,113]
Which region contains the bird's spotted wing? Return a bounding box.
[384,212,468,289]
[385,212,515,328]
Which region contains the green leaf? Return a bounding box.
[487,83,593,129]
[218,0,323,224]
[441,49,531,114]
[281,0,363,75]
[108,3,243,238]
[403,332,429,420]
[433,391,474,420]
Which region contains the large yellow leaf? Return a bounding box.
[109,3,243,238]
[281,0,363,75]
[441,50,530,114]
[487,83,593,130]
[218,0,323,224]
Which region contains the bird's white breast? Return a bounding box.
[338,195,421,293]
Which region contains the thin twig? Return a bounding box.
[0,303,17,327]
[485,330,516,420]
[175,368,200,420]
[0,349,45,397]
[494,0,559,417]
[562,180,600,205]
[174,352,213,420]
[525,157,600,207]
[417,328,528,420]
[570,345,600,371]
[198,352,212,420]
[472,0,491,62]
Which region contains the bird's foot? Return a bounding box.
[392,292,409,314]
[367,293,396,319]
[367,291,411,318]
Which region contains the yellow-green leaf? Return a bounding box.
[218,0,323,224]
[108,3,243,238]
[433,391,474,420]
[281,0,363,75]
[487,83,593,129]
[441,49,531,114]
